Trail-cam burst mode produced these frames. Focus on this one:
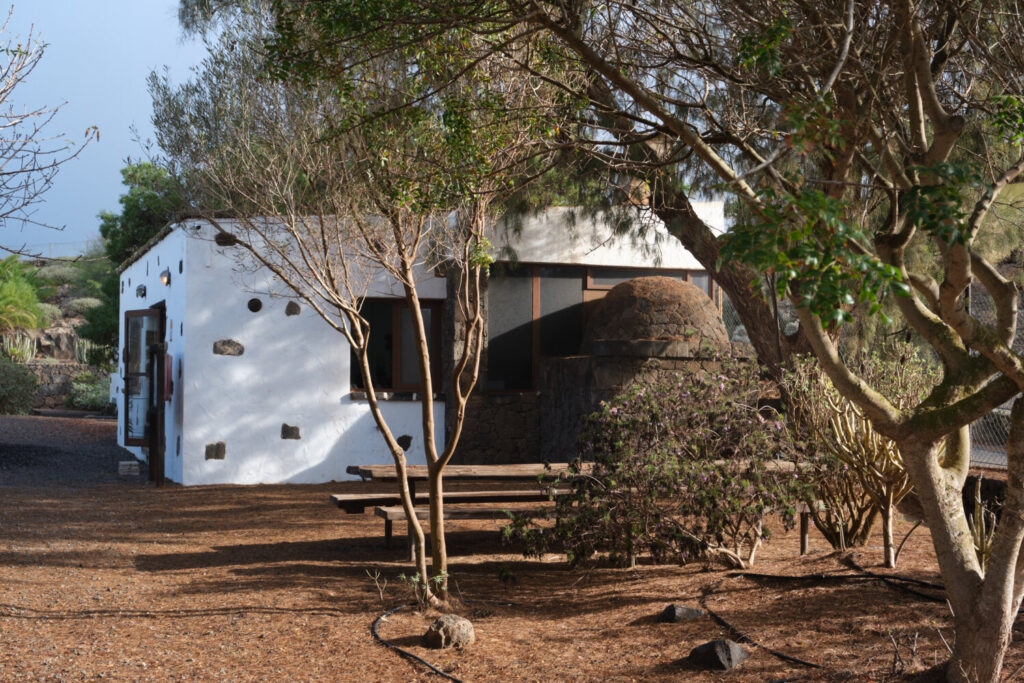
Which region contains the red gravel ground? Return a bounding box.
[1,415,1021,682]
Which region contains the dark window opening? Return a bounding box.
[350,299,441,392]
[539,266,584,357]
[486,268,534,390]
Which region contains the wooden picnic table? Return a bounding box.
[345,462,588,484]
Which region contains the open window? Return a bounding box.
[350,299,442,393]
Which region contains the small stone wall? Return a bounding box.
[452,393,541,465]
[24,361,91,408]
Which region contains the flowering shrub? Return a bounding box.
[506,355,808,569]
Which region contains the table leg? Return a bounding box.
[800,511,809,555]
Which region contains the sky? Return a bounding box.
[2,1,207,258]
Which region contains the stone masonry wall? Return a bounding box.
[24,361,91,409]
[451,392,541,465]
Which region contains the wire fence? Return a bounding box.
[971,408,1009,470]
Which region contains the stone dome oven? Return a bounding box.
[583,276,729,357]
[538,276,732,460]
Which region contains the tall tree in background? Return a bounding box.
[77,163,188,362]
[0,9,96,256]
[260,1,1024,679]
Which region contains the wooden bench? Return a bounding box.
[374,504,551,550]
[331,488,566,514]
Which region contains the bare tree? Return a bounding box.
[153,10,552,603]
[0,8,96,257]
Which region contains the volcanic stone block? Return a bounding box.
[212,339,244,356]
[687,639,748,670]
[205,442,226,460]
[657,604,704,623]
[281,424,301,440]
[285,301,301,316]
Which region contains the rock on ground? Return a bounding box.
[422,614,475,649]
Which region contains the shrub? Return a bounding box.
[67,297,102,315]
[784,344,939,567]
[37,303,61,326]
[66,371,111,411]
[0,357,37,414]
[37,262,79,284]
[506,355,808,569]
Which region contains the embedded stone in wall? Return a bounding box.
[205,442,226,460]
[214,231,239,246]
[281,424,301,440]
[396,434,413,451]
[213,339,244,356]
[285,301,301,316]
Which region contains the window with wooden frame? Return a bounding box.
[349,299,443,393]
[486,264,719,391]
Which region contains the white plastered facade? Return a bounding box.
[115,220,444,485]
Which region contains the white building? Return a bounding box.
[115,204,725,485]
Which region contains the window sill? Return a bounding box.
[349,391,444,402]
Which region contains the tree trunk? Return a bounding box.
[428,469,448,600]
[881,498,895,569]
[946,607,1016,683]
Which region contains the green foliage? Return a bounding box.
[37,262,79,284]
[721,186,909,325]
[0,255,46,332]
[76,270,119,363]
[66,371,111,411]
[903,162,982,246]
[76,163,187,361]
[737,16,792,76]
[0,357,37,414]
[67,297,102,316]
[991,95,1024,146]
[36,303,61,326]
[99,163,186,266]
[506,356,808,569]
[784,344,939,562]
[396,570,448,612]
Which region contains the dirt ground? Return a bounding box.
[1,415,1022,682]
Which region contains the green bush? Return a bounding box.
[506,355,808,569]
[66,371,111,411]
[37,302,61,326]
[67,297,102,315]
[0,357,38,414]
[37,262,79,284]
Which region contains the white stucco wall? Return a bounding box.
[114,228,188,484]
[491,204,724,269]
[134,220,445,485]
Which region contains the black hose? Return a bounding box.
[699,583,825,670]
[371,603,464,682]
[840,556,946,603]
